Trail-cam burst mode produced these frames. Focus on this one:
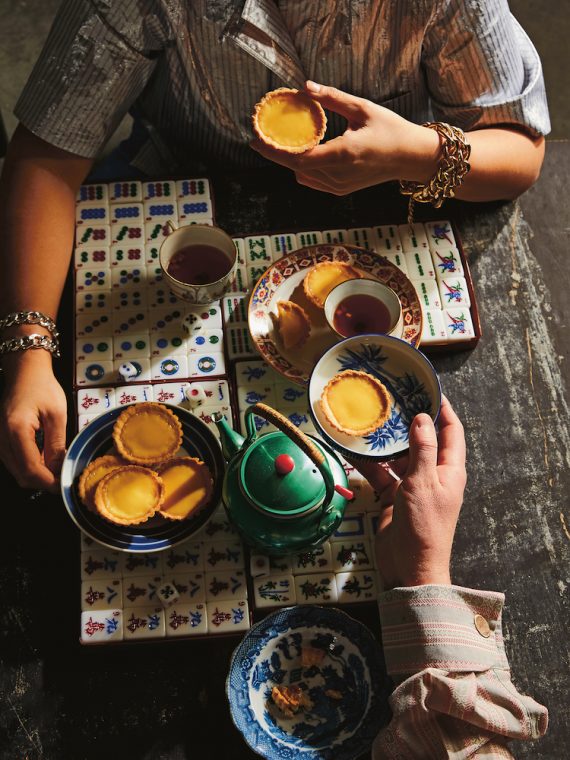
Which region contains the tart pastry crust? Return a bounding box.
[303,261,362,308]
[155,456,213,521]
[78,454,125,512]
[94,465,165,525]
[252,88,327,154]
[272,300,311,350]
[113,402,183,466]
[321,370,392,436]
[271,685,314,718]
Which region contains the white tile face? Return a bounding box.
[222,294,248,325]
[296,230,323,247]
[330,513,367,542]
[143,180,177,202]
[335,571,378,603]
[254,574,296,608]
[232,238,246,265]
[123,607,166,639]
[109,180,142,203]
[187,329,224,354]
[371,225,402,253]
[228,264,250,294]
[330,540,374,572]
[76,291,112,313]
[78,184,109,204]
[405,250,436,280]
[414,279,442,310]
[182,302,223,331]
[294,573,338,604]
[150,306,187,333]
[188,351,225,378]
[145,221,171,245]
[270,233,298,260]
[112,222,145,246]
[171,572,206,603]
[123,552,163,576]
[76,224,111,247]
[76,337,113,363]
[143,200,178,223]
[151,353,189,381]
[348,227,374,249]
[226,326,256,359]
[237,384,276,411]
[81,579,122,611]
[438,276,471,308]
[290,543,333,574]
[75,246,111,269]
[421,309,447,344]
[273,382,308,410]
[113,332,151,361]
[112,310,149,336]
[433,248,464,280]
[163,542,205,573]
[398,223,429,252]
[176,178,211,200]
[110,243,145,268]
[177,198,213,223]
[81,550,123,580]
[205,570,247,601]
[153,382,189,405]
[165,603,208,637]
[198,379,231,407]
[76,360,115,386]
[110,203,144,226]
[76,203,110,225]
[380,252,408,275]
[244,235,273,266]
[75,268,112,292]
[322,229,348,244]
[206,599,249,633]
[122,576,162,607]
[77,387,116,415]
[443,307,476,341]
[235,360,274,387]
[204,541,244,571]
[115,385,153,406]
[111,265,148,290]
[81,610,123,644]
[76,313,113,337]
[425,220,457,251]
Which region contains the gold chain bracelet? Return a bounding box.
[399,122,471,225]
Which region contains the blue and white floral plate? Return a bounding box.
[60,403,224,552]
[227,605,390,760]
[308,335,441,461]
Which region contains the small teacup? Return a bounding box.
[324,279,402,338]
[159,223,237,305]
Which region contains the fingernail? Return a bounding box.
[305,80,321,94]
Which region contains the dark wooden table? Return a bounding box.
[1,142,569,760]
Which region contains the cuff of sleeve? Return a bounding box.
[378,584,510,676]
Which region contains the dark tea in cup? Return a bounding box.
[167,244,233,285]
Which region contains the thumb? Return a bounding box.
[42,408,67,478]
[304,81,368,123]
[405,413,438,479]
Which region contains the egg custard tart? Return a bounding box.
[156,456,213,521]
[78,454,125,512]
[252,88,327,154]
[113,402,182,466]
[303,261,362,308]
[272,300,311,350]
[94,466,165,525]
[320,370,392,436]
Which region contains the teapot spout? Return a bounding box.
[213,412,245,461]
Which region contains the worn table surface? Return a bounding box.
[1,141,569,760]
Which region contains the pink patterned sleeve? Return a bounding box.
[372,585,548,759]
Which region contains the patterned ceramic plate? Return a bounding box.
[227,605,390,760]
[60,403,224,552]
[249,245,422,385]
[308,335,441,461]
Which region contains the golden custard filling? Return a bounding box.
[113,402,182,465]
[321,370,392,436]
[78,454,125,511]
[94,466,164,525]
[304,262,362,308]
[253,88,327,153]
[157,457,213,520]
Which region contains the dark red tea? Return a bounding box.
[333,294,393,337]
[167,244,232,285]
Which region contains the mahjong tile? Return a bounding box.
[343,484,368,514]
[76,360,115,387]
[197,379,231,407]
[271,232,298,260]
[204,541,244,571]
[150,305,186,332]
[205,570,247,602]
[405,250,436,280]
[113,332,151,360]
[176,178,211,200]
[269,555,295,574]
[232,237,246,265]
[425,220,458,252]
[171,572,206,603]
[294,573,338,604]
[80,532,100,552]
[348,227,375,249]
[156,579,181,607]
[284,409,315,434]
[109,180,142,203]
[153,382,189,405]
[249,554,270,578]
[110,202,144,225]
[398,223,429,252]
[414,279,442,310]
[370,225,402,253]
[145,242,161,267]
[247,262,270,285]
[235,360,273,386]
[148,284,180,309]
[111,221,145,246]
[76,224,111,246]
[228,264,250,294]
[188,329,224,354]
[188,351,225,378]
[366,511,382,538]
[123,550,163,575]
[192,405,231,435]
[143,200,178,223]
[177,198,214,224]
[111,265,148,289]
[338,456,365,487]
[76,313,113,337]
[76,337,113,363]
[77,183,108,204]
[75,268,111,292]
[123,607,165,639]
[207,599,249,633]
[74,246,110,269]
[110,243,145,268]
[113,310,149,335]
[433,249,464,280]
[438,276,471,308]
[322,229,348,244]
[222,294,248,325]
[350,482,381,512]
[76,202,109,225]
[381,252,408,275]
[254,574,296,608]
[331,540,374,572]
[151,330,189,357]
[122,575,162,607]
[165,603,208,637]
[227,326,255,359]
[76,291,112,313]
[111,287,149,311]
[421,309,447,344]
[81,549,123,579]
[81,579,122,611]
[239,411,275,437]
[194,506,238,542]
[330,513,367,542]
[143,180,176,201]
[182,302,222,331]
[291,543,332,573]
[163,542,205,572]
[78,412,103,429]
[237,384,276,411]
[244,235,272,266]
[151,354,188,381]
[443,307,475,341]
[114,358,151,383]
[335,571,378,602]
[115,385,154,406]
[81,609,123,644]
[297,230,323,246]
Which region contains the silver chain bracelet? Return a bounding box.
[0,333,61,358]
[0,310,59,340]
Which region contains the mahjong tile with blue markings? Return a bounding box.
[274,382,308,409]
[188,351,225,378]
[165,603,209,636]
[153,382,189,405]
[122,551,163,575]
[76,291,112,313]
[232,237,246,265]
[284,409,315,434]
[348,227,374,249]
[235,359,273,386]
[123,606,165,639]
[110,203,144,225]
[182,303,222,332]
[188,329,224,354]
[110,243,145,268]
[254,574,295,608]
[425,220,458,252]
[239,410,276,437]
[226,326,255,359]
[379,251,408,275]
[76,360,116,387]
[421,309,447,344]
[145,220,172,244]
[151,354,189,381]
[143,200,178,223]
[111,288,148,311]
[205,570,247,602]
[433,249,464,280]
[207,599,249,633]
[294,573,338,604]
[109,180,142,203]
[115,385,154,406]
[177,198,213,223]
[151,330,189,357]
[414,279,442,310]
[147,285,179,309]
[370,225,402,252]
[176,178,210,200]
[244,235,272,266]
[247,262,271,286]
[111,221,145,246]
[204,541,244,571]
[111,265,148,289]
[330,513,367,542]
[143,180,176,201]
[149,307,186,334]
[77,183,108,204]
[297,230,323,247]
[112,310,149,335]
[74,246,110,269]
[170,572,206,603]
[122,575,162,607]
[81,548,124,579]
[81,609,123,644]
[270,232,298,260]
[237,384,276,411]
[113,333,151,360]
[322,229,348,245]
[222,294,248,325]
[291,543,332,573]
[113,357,151,383]
[405,250,436,280]
[75,268,111,292]
[76,224,111,246]
[438,276,471,308]
[399,222,429,252]
[81,579,122,611]
[335,571,378,602]
[76,313,113,337]
[164,542,205,572]
[76,203,109,225]
[331,540,374,572]
[443,307,475,341]
[77,387,116,416]
[76,337,113,363]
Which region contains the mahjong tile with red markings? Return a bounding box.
[110,243,145,268]
[438,276,471,309]
[76,360,116,386]
[112,310,149,335]
[206,599,249,633]
[151,354,189,381]
[81,579,123,611]
[76,290,112,313]
[115,385,153,406]
[151,329,190,357]
[76,224,111,246]
[176,178,211,200]
[77,387,116,417]
[228,263,249,293]
[152,382,189,406]
[193,404,232,435]
[111,287,149,311]
[113,357,151,383]
[111,221,144,246]
[222,294,248,325]
[81,609,123,644]
[370,225,402,252]
[143,180,176,201]
[322,229,349,245]
[77,183,109,204]
[348,227,375,250]
[205,570,247,602]
[81,549,124,579]
[177,198,213,223]
[74,246,110,269]
[76,336,113,362]
[145,220,172,245]
[290,542,332,573]
[79,412,102,429]
[170,573,206,604]
[110,203,144,226]
[76,313,113,337]
[443,307,475,341]
[270,233,298,260]
[297,230,323,247]
[165,603,208,636]
[123,606,165,639]
[163,542,205,573]
[433,249,464,281]
[75,268,111,292]
[113,332,151,360]
[121,575,163,608]
[143,199,178,223]
[193,379,231,407]
[188,329,224,354]
[109,180,142,203]
[182,303,223,331]
[425,220,458,252]
[75,202,110,225]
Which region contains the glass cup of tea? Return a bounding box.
[159,222,237,304]
[323,278,402,339]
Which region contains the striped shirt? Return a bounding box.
[15,0,550,175]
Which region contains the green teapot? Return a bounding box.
[214,403,353,556]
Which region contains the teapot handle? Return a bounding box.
[246,403,335,507]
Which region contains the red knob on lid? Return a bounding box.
[334,484,354,500]
[275,454,295,475]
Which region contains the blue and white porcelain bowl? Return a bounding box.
[308,334,441,461]
[227,605,390,760]
[60,403,224,552]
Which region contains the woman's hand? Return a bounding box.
[0,351,67,493]
[250,81,440,195]
[354,396,466,589]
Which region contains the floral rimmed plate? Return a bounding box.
[227,605,390,760]
[308,335,441,461]
[249,245,422,385]
[60,403,224,552]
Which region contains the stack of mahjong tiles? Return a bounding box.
[223,221,480,357]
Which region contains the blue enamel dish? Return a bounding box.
[308,334,441,461]
[60,403,224,552]
[227,605,390,760]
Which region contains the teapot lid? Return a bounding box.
[240,432,327,517]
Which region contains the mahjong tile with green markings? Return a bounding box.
[421,309,447,344]
[228,263,249,293]
[443,307,475,341]
[348,227,375,249]
[331,540,374,572]
[111,265,149,290]
[433,249,464,281]
[110,243,145,268]
[270,232,298,260]
[188,329,224,354]
[76,360,116,387]
[244,235,272,265]
[76,313,113,338]
[176,178,211,200]
[227,325,256,360]
[370,224,402,252]
[405,249,436,280]
[379,251,408,275]
[438,276,471,308]
[290,542,332,574]
[75,268,111,292]
[296,230,323,247]
[222,294,249,325]
[112,309,149,336]
[247,262,271,285]
[77,183,109,204]
[111,287,149,312]
[183,302,223,331]
[111,221,144,246]
[151,353,189,381]
[398,222,430,252]
[414,278,442,310]
[109,180,142,203]
[76,336,113,363]
[322,229,348,244]
[144,220,170,245]
[150,329,189,357]
[254,574,295,608]
[188,351,225,379]
[76,224,111,247]
[74,246,110,270]
[425,220,458,252]
[76,290,112,313]
[142,180,175,201]
[113,332,151,360]
[232,237,246,265]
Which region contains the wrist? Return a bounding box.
[1,346,54,383]
[398,124,441,184]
